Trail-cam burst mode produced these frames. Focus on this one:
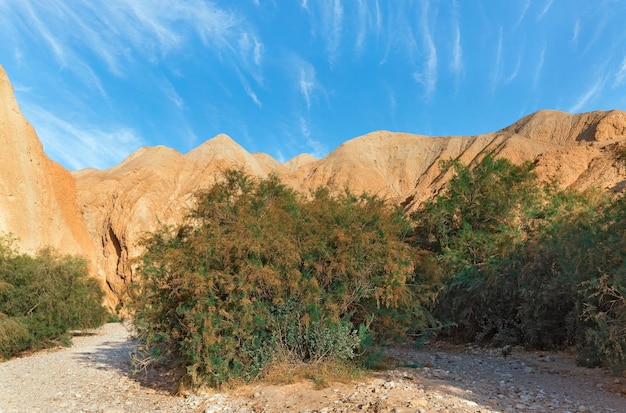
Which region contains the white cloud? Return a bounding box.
[238,32,265,69]
[303,123,327,159]
[413,2,438,98]
[451,23,463,76]
[514,0,531,28]
[233,67,263,107]
[0,1,263,92]
[356,0,382,54]
[294,58,319,110]
[571,20,580,47]
[538,0,554,20]
[304,0,344,65]
[614,57,626,87]
[274,149,286,163]
[299,116,311,138]
[533,45,546,89]
[253,37,264,67]
[162,79,184,109]
[569,77,606,113]
[325,0,344,64]
[504,54,521,84]
[356,0,368,53]
[24,105,145,170]
[244,84,262,108]
[490,26,504,94]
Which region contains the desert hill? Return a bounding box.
[1,65,625,306]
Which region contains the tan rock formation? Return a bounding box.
[72,134,284,302]
[0,65,101,294]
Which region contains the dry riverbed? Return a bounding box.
[1,323,625,413]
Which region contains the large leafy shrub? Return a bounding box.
[0,236,107,359]
[413,156,546,343]
[525,193,626,371]
[131,171,433,387]
[415,154,626,374]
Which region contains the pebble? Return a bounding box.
[1,323,624,413]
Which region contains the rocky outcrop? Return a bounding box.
[0,65,101,288]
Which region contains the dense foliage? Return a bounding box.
[415,155,626,373]
[0,237,107,359]
[133,153,626,388]
[131,171,437,387]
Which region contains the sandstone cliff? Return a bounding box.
[0,65,100,284]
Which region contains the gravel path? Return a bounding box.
[1,323,625,413]
[0,323,193,413]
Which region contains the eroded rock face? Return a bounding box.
[2,64,625,307]
[0,65,102,295]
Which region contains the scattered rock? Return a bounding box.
[2,323,626,413]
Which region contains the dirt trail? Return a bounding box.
[0,323,191,413]
[0,323,624,413]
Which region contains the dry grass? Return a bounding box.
[259,359,367,389]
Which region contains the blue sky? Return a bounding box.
[1,1,626,170]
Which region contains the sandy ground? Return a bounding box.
[1,322,625,413]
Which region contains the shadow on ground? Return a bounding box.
[73,326,185,394]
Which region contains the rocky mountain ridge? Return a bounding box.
[1,65,625,306]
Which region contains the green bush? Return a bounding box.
[0,313,29,359]
[414,154,626,374]
[413,155,547,343]
[0,236,107,358]
[131,171,433,388]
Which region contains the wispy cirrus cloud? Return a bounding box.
[569,77,606,113]
[238,32,265,82]
[0,1,263,87]
[356,0,382,54]
[242,78,263,108]
[413,1,438,99]
[299,116,311,139]
[448,0,464,89]
[514,0,531,28]
[450,21,463,77]
[300,117,327,158]
[490,26,504,94]
[327,0,344,64]
[538,0,554,20]
[571,20,581,48]
[533,45,546,89]
[162,79,184,109]
[504,54,521,84]
[23,104,145,170]
[614,57,626,87]
[292,58,320,110]
[302,0,344,64]
[0,0,266,168]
